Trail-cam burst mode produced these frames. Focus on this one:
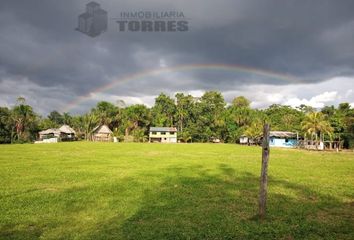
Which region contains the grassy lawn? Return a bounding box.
[0,142,353,239]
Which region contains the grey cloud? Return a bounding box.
[1,0,354,114]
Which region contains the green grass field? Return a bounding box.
[0,142,353,240]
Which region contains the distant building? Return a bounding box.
[38,125,76,142]
[211,137,221,143]
[38,128,60,141]
[91,125,113,142]
[239,135,249,145]
[239,135,259,145]
[239,131,298,147]
[149,127,177,143]
[77,1,107,37]
[298,139,344,151]
[269,131,298,148]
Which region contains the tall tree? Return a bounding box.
[232,96,251,108]
[0,107,12,143]
[151,93,176,127]
[193,91,226,141]
[229,96,253,127]
[301,112,333,148]
[333,103,354,148]
[91,101,119,128]
[48,111,64,125]
[265,104,304,131]
[297,104,315,114]
[11,97,38,142]
[224,96,254,143]
[122,104,150,137]
[62,112,73,125]
[82,113,99,140]
[244,119,263,142]
[175,93,194,132]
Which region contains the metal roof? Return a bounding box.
[149,127,177,132]
[269,131,297,138]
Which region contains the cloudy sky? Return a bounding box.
[0,0,354,115]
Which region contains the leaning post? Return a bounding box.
[259,123,270,219]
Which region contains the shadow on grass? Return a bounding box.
[1,164,353,239]
[90,164,354,240]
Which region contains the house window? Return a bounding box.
[152,132,157,135]
[161,132,166,135]
[170,132,175,135]
[285,139,289,143]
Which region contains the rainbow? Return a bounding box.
[61,63,302,112]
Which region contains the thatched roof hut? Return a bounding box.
[38,125,76,141]
[38,128,61,139]
[59,125,76,135]
[91,125,113,142]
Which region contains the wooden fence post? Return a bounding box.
[259,123,270,219]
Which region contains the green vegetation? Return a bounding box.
[0,93,353,147]
[0,142,353,239]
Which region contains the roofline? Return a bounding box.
[149,127,177,132]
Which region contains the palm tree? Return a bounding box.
[244,120,263,144]
[11,97,36,142]
[123,105,150,137]
[62,112,72,125]
[175,93,194,132]
[132,128,147,142]
[179,131,192,143]
[301,112,333,148]
[83,113,98,140]
[92,101,118,127]
[282,114,296,130]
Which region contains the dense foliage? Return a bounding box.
[0,93,353,147]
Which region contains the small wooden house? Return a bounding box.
[269,131,298,148]
[91,125,113,142]
[149,127,177,143]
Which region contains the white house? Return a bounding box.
[149,127,177,143]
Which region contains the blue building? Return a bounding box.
[269,131,298,148]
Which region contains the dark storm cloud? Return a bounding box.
[1,0,354,114]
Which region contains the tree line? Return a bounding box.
[0,92,353,148]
